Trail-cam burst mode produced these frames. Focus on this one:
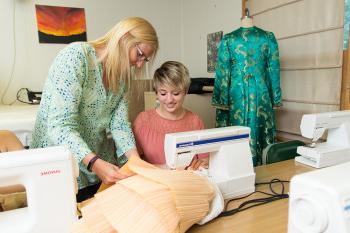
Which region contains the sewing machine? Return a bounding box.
[296,110,350,168]
[288,161,350,233]
[0,146,78,233]
[164,126,255,199]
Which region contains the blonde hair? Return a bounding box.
[153,61,190,93]
[89,17,158,94]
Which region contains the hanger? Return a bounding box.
[241,8,252,20]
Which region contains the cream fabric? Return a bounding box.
[247,0,302,16]
[72,156,215,233]
[275,104,339,135]
[279,29,343,69]
[281,69,342,105]
[80,201,115,233]
[249,0,343,39]
[276,102,339,113]
[194,168,224,225]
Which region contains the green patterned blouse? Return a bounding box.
[212,26,282,165]
[30,42,134,189]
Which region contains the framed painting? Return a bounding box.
[35,5,87,44]
[207,31,223,72]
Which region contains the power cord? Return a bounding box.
[16,88,41,105]
[218,178,290,218]
[26,89,42,104]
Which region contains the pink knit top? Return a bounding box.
[133,109,205,164]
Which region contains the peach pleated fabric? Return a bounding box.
[71,156,215,233]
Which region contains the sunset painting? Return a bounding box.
[35,5,87,44]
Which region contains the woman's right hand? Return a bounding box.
[188,157,209,170]
[91,159,129,184]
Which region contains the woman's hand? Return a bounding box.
[91,159,129,184]
[189,157,209,170]
[82,148,140,185]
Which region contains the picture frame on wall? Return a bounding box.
[35,5,87,44]
[207,31,223,73]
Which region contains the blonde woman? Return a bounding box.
[30,17,159,202]
[133,61,208,170]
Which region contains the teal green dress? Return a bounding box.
[212,26,282,165]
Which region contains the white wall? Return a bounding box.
[179,0,242,128]
[181,0,242,78]
[0,0,182,104]
[0,0,242,105]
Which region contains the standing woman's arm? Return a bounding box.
[110,92,140,165]
[45,44,93,163]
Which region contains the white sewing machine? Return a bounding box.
[296,110,350,168]
[164,126,255,199]
[0,146,78,233]
[288,161,350,233]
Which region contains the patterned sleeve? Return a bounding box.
[46,43,93,162]
[267,32,282,106]
[211,36,231,111]
[110,93,136,157]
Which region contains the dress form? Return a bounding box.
[212,16,282,165]
[241,16,254,28]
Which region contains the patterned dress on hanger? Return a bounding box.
[212,26,282,165]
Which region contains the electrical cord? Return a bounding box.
[218,178,290,218]
[16,88,40,105]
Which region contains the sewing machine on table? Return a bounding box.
[164,126,255,199]
[0,146,78,233]
[288,161,350,233]
[296,110,350,168]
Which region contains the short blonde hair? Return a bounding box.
[89,17,158,94]
[153,61,190,93]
